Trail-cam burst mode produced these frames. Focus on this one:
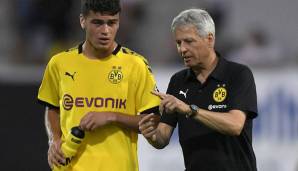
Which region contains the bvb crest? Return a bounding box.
[213,85,227,102]
[108,66,123,84]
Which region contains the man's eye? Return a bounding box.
[91,20,104,25]
[107,21,117,26]
[185,39,193,43]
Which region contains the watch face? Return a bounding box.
[187,104,199,118]
[190,104,199,111]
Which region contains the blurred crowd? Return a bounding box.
[1,0,298,67]
[8,0,149,64]
[12,0,77,64]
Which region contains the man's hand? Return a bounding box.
[48,139,65,169]
[151,91,190,115]
[139,113,160,141]
[79,112,115,131]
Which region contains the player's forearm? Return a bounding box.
[192,109,245,136]
[110,112,143,132]
[45,107,62,143]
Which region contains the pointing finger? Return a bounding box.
[151,91,167,99]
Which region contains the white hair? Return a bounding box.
[171,8,215,38]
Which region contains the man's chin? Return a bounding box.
[94,44,111,51]
[184,61,192,67]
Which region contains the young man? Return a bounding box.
[139,9,258,171]
[37,0,160,170]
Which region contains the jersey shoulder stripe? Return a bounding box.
[49,45,79,64]
[120,46,153,73]
[65,45,78,53]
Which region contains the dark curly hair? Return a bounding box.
[81,0,121,16]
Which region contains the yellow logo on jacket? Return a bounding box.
[213,85,227,102]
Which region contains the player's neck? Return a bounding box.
[82,41,117,60]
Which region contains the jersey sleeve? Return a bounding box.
[37,57,60,108]
[134,58,160,114]
[229,67,258,119]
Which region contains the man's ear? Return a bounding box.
[207,33,215,48]
[80,14,86,30]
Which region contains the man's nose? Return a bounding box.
[101,24,109,34]
[180,43,187,55]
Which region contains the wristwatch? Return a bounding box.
[186,104,199,118]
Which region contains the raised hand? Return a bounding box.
[151,91,190,115]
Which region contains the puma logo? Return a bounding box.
[65,72,76,81]
[179,89,188,98]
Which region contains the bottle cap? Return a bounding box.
[71,126,85,139]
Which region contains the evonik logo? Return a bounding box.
[208,104,227,111]
[63,94,126,111]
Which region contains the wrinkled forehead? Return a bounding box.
[174,24,199,37]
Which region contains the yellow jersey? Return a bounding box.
[38,43,160,171]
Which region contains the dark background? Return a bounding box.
[1,83,49,171]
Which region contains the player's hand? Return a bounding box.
[139,113,159,141]
[48,139,65,169]
[151,91,190,115]
[79,112,114,131]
